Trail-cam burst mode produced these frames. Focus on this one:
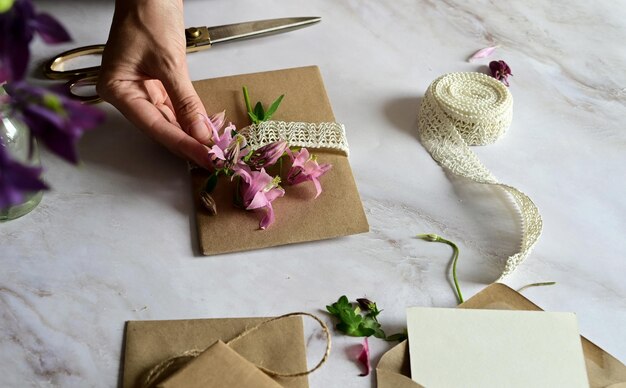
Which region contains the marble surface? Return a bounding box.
[2,0,625,386]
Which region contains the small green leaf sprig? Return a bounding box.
[326,296,407,341]
[243,86,284,125]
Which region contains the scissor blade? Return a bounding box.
[208,17,321,44]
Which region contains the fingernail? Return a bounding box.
[189,118,211,143]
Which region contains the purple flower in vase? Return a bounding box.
[233,164,284,229]
[489,60,513,86]
[0,0,71,82]
[247,140,288,170]
[285,148,331,198]
[4,81,105,163]
[0,143,48,208]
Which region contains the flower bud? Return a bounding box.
[200,191,217,215]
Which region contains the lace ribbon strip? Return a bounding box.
[241,121,350,156]
[417,72,543,281]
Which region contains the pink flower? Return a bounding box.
[468,46,498,62]
[206,110,226,134]
[234,164,284,229]
[247,141,288,170]
[205,112,248,170]
[285,148,331,198]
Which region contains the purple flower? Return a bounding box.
[489,60,513,86]
[5,82,105,163]
[285,148,331,198]
[234,164,284,229]
[247,140,288,170]
[0,0,71,82]
[0,143,48,208]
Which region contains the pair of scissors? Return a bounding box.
[43,17,321,103]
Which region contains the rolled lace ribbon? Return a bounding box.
[240,121,349,155]
[417,72,542,280]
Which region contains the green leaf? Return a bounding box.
[264,94,284,121]
[385,331,408,342]
[203,172,219,194]
[247,112,259,125]
[360,316,385,339]
[254,102,265,121]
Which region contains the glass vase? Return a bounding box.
[0,113,44,221]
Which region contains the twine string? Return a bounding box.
[143,312,331,387]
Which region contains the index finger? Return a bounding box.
[111,94,211,169]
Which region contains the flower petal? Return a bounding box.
[259,203,275,230]
[0,146,48,208]
[33,13,71,44]
[357,337,371,376]
[246,190,269,210]
[312,177,323,198]
[468,46,498,62]
[264,186,285,203]
[5,82,103,163]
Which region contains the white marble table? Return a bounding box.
[2,1,625,386]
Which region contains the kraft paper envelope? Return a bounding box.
[156,340,281,388]
[191,66,369,255]
[376,283,626,388]
[123,316,308,388]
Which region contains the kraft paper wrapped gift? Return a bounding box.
[156,341,281,388]
[376,283,626,388]
[191,66,369,255]
[122,315,308,388]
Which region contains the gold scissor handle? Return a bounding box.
[66,75,101,104]
[43,27,212,103]
[43,27,212,80]
[43,44,105,80]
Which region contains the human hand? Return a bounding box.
[97,0,211,168]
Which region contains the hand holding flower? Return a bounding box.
[96,0,212,168]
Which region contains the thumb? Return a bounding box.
[161,71,212,144]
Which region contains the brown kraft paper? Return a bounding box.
[122,315,308,388]
[191,66,369,255]
[156,340,281,388]
[376,283,626,388]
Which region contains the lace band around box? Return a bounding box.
[240,121,350,156]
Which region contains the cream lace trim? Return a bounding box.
[240,121,349,155]
[417,72,543,280]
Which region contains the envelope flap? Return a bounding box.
[377,340,410,375]
[156,340,282,388]
[459,284,626,387]
[123,316,308,388]
[376,340,425,388]
[375,284,626,388]
[377,369,425,388]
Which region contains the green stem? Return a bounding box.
[242,86,253,117]
[517,282,556,293]
[417,234,464,304]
